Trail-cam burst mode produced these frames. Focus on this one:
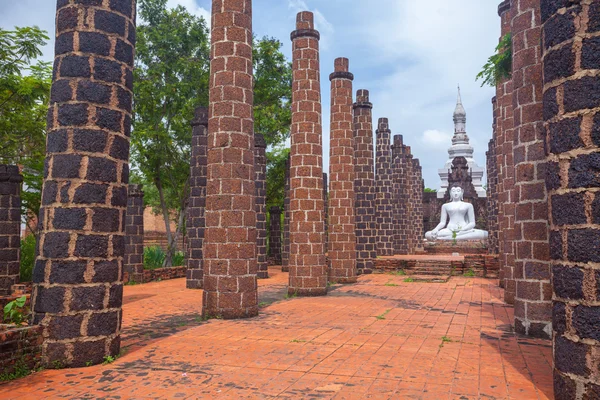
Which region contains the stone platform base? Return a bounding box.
[422,240,488,255]
[373,254,499,278]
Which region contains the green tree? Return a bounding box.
[131,0,210,267]
[476,33,512,87]
[0,26,52,233]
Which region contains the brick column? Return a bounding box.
[413,159,424,252]
[354,90,376,274]
[496,0,516,299]
[511,0,551,339]
[405,151,417,254]
[328,58,356,284]
[375,118,394,256]
[396,143,411,255]
[282,156,290,272]
[542,1,600,397]
[0,165,23,296]
[269,206,282,264]
[487,136,499,255]
[391,135,403,255]
[186,107,208,289]
[288,11,327,296]
[323,172,328,254]
[202,0,258,319]
[124,184,144,284]
[31,0,136,367]
[255,134,268,279]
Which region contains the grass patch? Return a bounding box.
[388,270,406,276]
[439,336,454,348]
[384,280,399,287]
[285,291,298,300]
[403,278,415,283]
[463,269,476,277]
[290,339,307,343]
[375,309,392,320]
[259,302,271,308]
[0,359,38,382]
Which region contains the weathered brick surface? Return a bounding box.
[353,90,376,275]
[282,156,290,272]
[31,0,136,367]
[391,135,404,255]
[288,12,327,296]
[542,1,600,396]
[486,117,499,255]
[255,134,268,279]
[328,58,357,284]
[512,0,551,339]
[124,184,144,284]
[186,107,208,289]
[0,325,43,376]
[412,159,424,253]
[0,165,23,296]
[375,118,394,256]
[496,1,516,299]
[202,0,258,319]
[268,206,282,264]
[323,172,329,254]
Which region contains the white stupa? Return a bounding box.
[437,87,486,199]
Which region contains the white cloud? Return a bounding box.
[422,130,452,148]
[287,0,334,50]
[167,0,211,24]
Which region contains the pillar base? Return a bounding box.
[257,272,269,279]
[332,277,358,284]
[288,287,328,297]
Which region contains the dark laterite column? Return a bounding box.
[512,0,551,339]
[269,206,282,265]
[202,0,258,319]
[542,1,600,397]
[353,90,376,274]
[31,0,136,367]
[391,135,403,255]
[397,143,411,255]
[323,172,328,254]
[375,118,394,256]
[124,184,144,284]
[0,165,23,295]
[282,155,290,272]
[413,159,424,253]
[328,58,356,284]
[487,136,499,255]
[405,150,416,254]
[255,134,268,279]
[288,11,327,295]
[186,107,208,289]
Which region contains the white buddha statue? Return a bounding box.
[425,185,488,241]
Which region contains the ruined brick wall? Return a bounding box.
[542,1,600,397]
[31,0,136,367]
[375,119,394,256]
[288,12,327,295]
[0,165,23,296]
[512,0,551,339]
[282,156,290,272]
[397,144,413,254]
[203,0,258,319]
[353,90,376,275]
[487,137,500,255]
[413,160,424,253]
[186,107,208,289]
[268,206,282,264]
[124,184,144,284]
[391,135,403,255]
[255,134,268,279]
[328,58,357,284]
[0,325,43,376]
[496,0,516,297]
[422,192,442,234]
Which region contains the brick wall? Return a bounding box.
[0,325,43,376]
[0,165,23,295]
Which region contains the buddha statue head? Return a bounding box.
[449,185,464,202]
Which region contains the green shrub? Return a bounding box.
[172,251,185,267]
[144,246,165,270]
[4,296,29,325]
[20,234,36,282]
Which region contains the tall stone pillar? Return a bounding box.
[375,118,394,256]
[395,142,411,255]
[202,0,258,319]
[255,134,268,279]
[0,165,23,295]
[124,184,144,284]
[282,156,290,272]
[269,206,282,265]
[496,0,516,299]
[511,0,551,338]
[542,1,600,397]
[413,159,424,252]
[323,172,328,253]
[328,58,356,284]
[288,11,327,296]
[391,135,403,255]
[186,107,208,289]
[353,90,376,274]
[486,137,499,255]
[405,150,417,254]
[31,0,136,367]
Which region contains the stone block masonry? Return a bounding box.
[255,134,268,279]
[391,135,404,255]
[288,11,328,296]
[0,165,23,296]
[31,0,136,368]
[412,159,424,253]
[353,90,376,275]
[323,172,329,254]
[202,0,258,319]
[375,118,395,256]
[268,206,282,264]
[511,0,551,339]
[124,184,144,284]
[328,58,357,284]
[282,156,290,272]
[186,107,208,289]
[542,1,600,397]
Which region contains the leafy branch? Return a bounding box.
[476,33,512,87]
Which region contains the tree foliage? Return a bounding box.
[0,26,52,231]
[476,33,512,87]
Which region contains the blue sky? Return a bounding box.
[2,0,500,189]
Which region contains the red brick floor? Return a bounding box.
[0,268,553,399]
